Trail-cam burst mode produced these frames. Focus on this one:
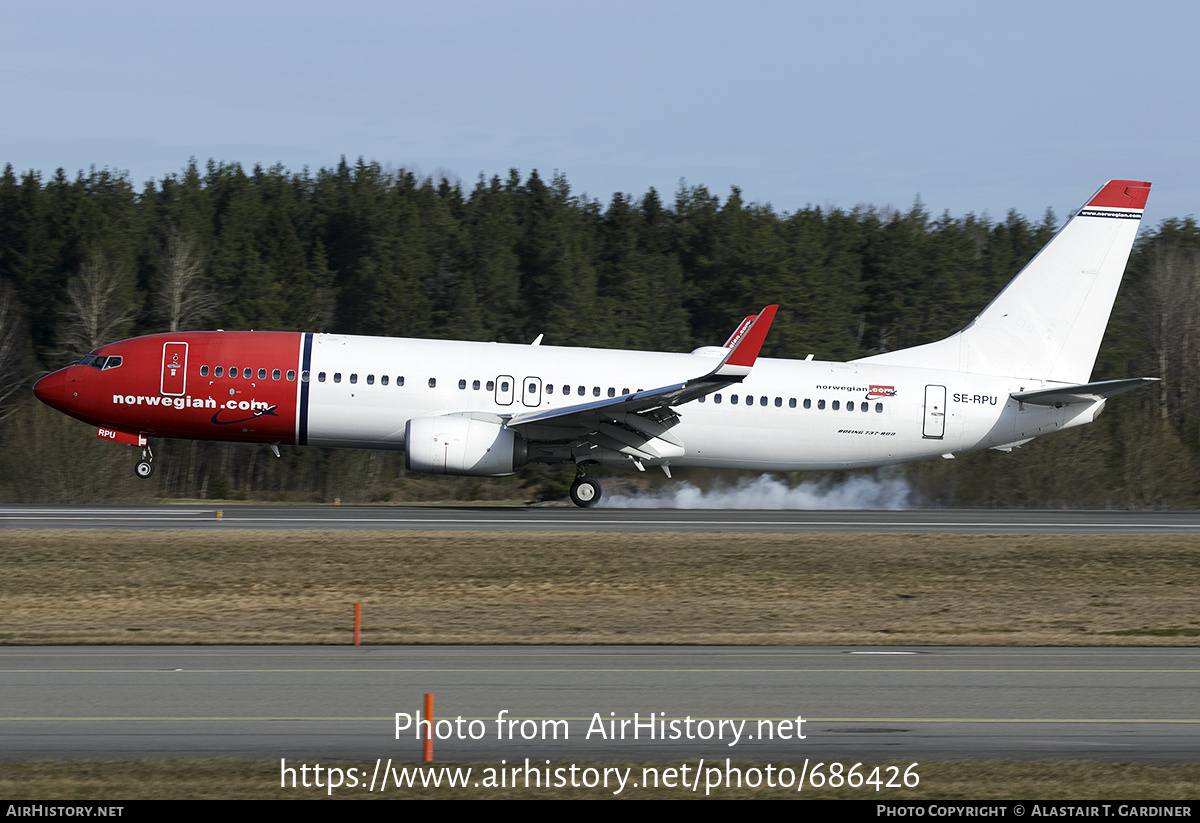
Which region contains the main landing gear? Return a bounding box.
[135,443,154,479]
[569,464,602,508]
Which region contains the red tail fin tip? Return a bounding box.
[1086,180,1152,210]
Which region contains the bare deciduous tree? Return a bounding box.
[1132,245,1200,422]
[0,280,28,419]
[154,229,218,332]
[58,250,136,359]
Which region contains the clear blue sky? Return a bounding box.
[2,1,1194,230]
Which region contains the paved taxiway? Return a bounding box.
[5,504,1200,533]
[2,646,1197,763]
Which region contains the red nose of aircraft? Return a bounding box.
[32,368,69,413]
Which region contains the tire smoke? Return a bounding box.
[599,472,914,509]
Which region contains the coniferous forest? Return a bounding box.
[0,159,1197,506]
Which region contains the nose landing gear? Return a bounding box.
[569,464,601,508]
[135,443,154,479]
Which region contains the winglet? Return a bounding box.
[718,305,778,372]
[723,315,756,347]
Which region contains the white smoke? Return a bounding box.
[599,472,915,509]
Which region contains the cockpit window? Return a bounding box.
[79,355,122,370]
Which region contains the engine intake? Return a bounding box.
[404,415,527,475]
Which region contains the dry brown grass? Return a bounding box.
[2,530,1199,645]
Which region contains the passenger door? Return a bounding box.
[160,341,188,396]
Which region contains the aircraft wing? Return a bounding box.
[505,307,777,455]
[1010,377,1159,406]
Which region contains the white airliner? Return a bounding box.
[33,180,1156,506]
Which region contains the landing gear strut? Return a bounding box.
[569,464,601,508]
[135,443,154,479]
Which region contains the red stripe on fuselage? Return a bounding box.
[49,331,303,444]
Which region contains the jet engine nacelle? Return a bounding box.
[404,415,527,476]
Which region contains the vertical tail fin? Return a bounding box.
[856,180,1151,383]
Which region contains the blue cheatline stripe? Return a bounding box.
[298,333,313,445]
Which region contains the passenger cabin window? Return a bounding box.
[804,399,811,409]
[366,374,374,385]
[714,394,722,404]
[380,375,388,386]
[473,380,480,390]
[875,403,883,413]
[333,373,341,383]
[272,369,281,380]
[349,374,357,384]
[818,399,825,409]
[592,387,600,397]
[243,368,252,379]
[429,378,437,388]
[258,368,266,379]
[731,395,739,405]
[832,400,840,410]
[288,370,297,381]
[215,366,223,377]
[459,379,467,390]
[607,387,615,397]
[318,372,326,382]
[397,376,405,386]
[546,384,553,394]
[486,380,494,391]
[229,366,238,378]
[200,365,209,376]
[789,398,796,408]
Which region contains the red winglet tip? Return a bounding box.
[724,305,778,368]
[1087,180,1152,210]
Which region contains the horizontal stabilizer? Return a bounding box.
[1011,377,1159,406]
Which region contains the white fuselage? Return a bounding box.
[302,333,1095,470]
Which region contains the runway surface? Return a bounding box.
[1,646,1197,764]
[5,504,1200,533]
